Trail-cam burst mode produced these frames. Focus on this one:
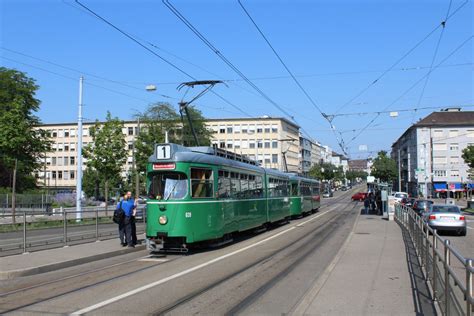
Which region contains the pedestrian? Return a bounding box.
[115,194,127,246]
[363,197,370,215]
[126,191,138,245]
[121,191,137,248]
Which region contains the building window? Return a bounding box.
[264,126,270,133]
[57,157,63,166]
[63,172,69,180]
[234,141,241,149]
[449,143,459,151]
[70,129,76,137]
[70,171,75,179]
[434,170,447,177]
[272,154,278,163]
[257,127,263,133]
[271,125,278,133]
[227,142,233,149]
[64,144,69,151]
[249,141,256,149]
[58,171,63,180]
[70,157,75,165]
[234,126,241,133]
[227,127,233,133]
[128,127,134,136]
[58,144,63,152]
[433,143,446,151]
[128,141,134,150]
[272,141,278,148]
[219,127,226,134]
[433,157,447,164]
[264,141,270,148]
[449,130,458,137]
[64,157,68,166]
[51,157,57,166]
[64,130,69,137]
[257,141,263,148]
[52,171,57,179]
[219,141,225,149]
[52,130,57,137]
[450,156,459,164]
[58,129,64,138]
[450,170,459,177]
[70,143,76,151]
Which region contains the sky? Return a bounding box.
[1,0,472,159]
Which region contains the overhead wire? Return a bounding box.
[73,0,253,118]
[237,0,347,155]
[162,0,321,153]
[346,35,473,146]
[412,0,453,123]
[333,0,469,115]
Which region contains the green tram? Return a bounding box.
[145,143,320,252]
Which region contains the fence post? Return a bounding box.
[433,230,438,301]
[23,212,27,253]
[95,208,99,241]
[466,258,472,316]
[425,222,429,273]
[63,209,68,247]
[444,239,450,315]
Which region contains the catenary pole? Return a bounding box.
[76,76,84,221]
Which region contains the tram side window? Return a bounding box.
[291,183,298,196]
[191,168,214,198]
[218,170,231,198]
[276,179,289,196]
[240,174,249,199]
[230,172,241,198]
[300,183,311,196]
[312,184,320,195]
[255,176,264,198]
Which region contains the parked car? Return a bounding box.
[422,204,466,236]
[351,192,368,201]
[322,190,334,198]
[340,186,348,191]
[393,192,409,202]
[412,199,434,216]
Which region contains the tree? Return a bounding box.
[0,67,51,221]
[371,151,398,183]
[462,145,474,179]
[83,112,127,213]
[309,162,337,181]
[181,106,213,147]
[346,170,368,182]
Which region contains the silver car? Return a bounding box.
[423,204,467,236]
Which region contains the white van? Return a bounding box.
[392,191,408,202]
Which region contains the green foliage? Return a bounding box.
[83,112,127,206]
[181,106,213,147]
[135,103,212,174]
[309,162,337,180]
[0,67,51,192]
[462,145,474,179]
[346,170,368,182]
[371,151,398,183]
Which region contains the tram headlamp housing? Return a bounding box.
[159,215,168,225]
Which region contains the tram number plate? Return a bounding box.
[156,145,171,160]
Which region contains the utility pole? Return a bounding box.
[398,148,401,192]
[135,118,140,198]
[76,76,84,222]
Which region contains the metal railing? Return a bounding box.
[395,204,473,315]
[0,206,146,256]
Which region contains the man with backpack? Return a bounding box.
[115,192,137,247]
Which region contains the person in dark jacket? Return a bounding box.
[126,191,138,245]
[116,195,127,246]
[363,197,370,215]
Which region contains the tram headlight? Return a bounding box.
[159,215,168,225]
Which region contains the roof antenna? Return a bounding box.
[177,80,226,146]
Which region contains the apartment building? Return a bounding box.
[35,116,303,190]
[35,121,139,190]
[391,109,474,198]
[206,117,300,172]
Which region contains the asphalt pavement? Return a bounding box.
[0,186,450,315]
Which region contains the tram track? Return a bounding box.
[152,198,360,315]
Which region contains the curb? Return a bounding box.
[0,244,146,280]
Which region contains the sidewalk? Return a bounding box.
[0,235,146,280]
[293,214,436,315]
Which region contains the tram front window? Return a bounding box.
[148,172,187,200]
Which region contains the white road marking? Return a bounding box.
[70,209,334,315]
[467,226,473,230]
[138,258,169,262]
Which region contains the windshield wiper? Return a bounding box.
[165,180,181,201]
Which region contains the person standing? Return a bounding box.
[121,192,137,248]
[115,195,127,246]
[126,191,138,245]
[363,197,370,215]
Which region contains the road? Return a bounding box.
[1,189,360,315]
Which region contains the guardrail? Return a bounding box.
[0,206,146,256]
[395,203,473,315]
